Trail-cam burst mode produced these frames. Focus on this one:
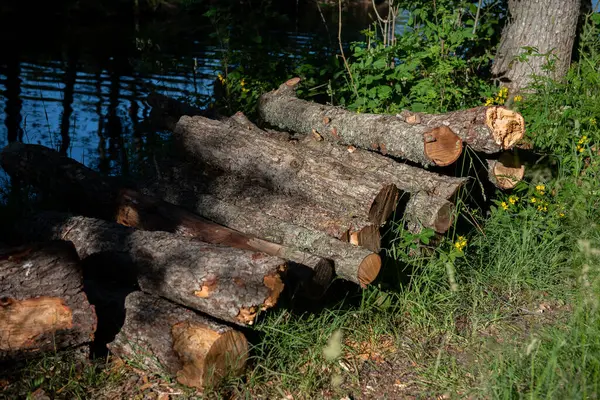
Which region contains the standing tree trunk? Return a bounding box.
[492,0,582,92]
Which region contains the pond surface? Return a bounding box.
[0,1,388,186]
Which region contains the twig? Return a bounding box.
[472,0,483,35]
[338,0,357,97]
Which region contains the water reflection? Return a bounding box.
[0,1,396,182]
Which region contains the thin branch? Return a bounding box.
[338,0,357,97]
[472,0,483,35]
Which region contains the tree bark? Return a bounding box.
[173,114,401,227]
[107,292,248,389]
[136,185,381,287]
[486,152,525,190]
[14,212,286,326]
[404,192,454,234]
[140,155,380,251]
[296,135,468,200]
[398,106,525,153]
[0,241,97,361]
[258,78,463,167]
[0,144,332,289]
[491,0,582,92]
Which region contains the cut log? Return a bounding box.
[1,143,378,287]
[14,212,286,326]
[398,106,525,154]
[107,292,248,389]
[296,135,468,201]
[0,144,338,291]
[487,152,525,190]
[174,114,400,227]
[0,241,97,361]
[258,78,463,167]
[140,156,381,252]
[404,192,455,234]
[137,185,381,287]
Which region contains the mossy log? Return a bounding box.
[258,78,463,167]
[0,241,97,361]
[486,152,525,190]
[15,212,286,326]
[398,106,525,154]
[173,114,401,227]
[107,292,248,389]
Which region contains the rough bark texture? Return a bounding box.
[487,152,525,190]
[258,78,463,167]
[140,155,380,251]
[0,241,97,361]
[139,183,381,287]
[398,106,525,153]
[297,136,468,200]
[108,292,248,389]
[14,213,286,326]
[174,114,400,227]
[404,192,454,234]
[491,0,581,92]
[0,143,336,289]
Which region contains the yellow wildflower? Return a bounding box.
[535,184,545,195]
[501,201,509,210]
[485,98,494,106]
[509,195,519,204]
[513,95,523,103]
[498,87,509,99]
[530,197,536,203]
[217,73,225,84]
[242,87,249,93]
[559,212,565,218]
[454,236,467,252]
[240,79,246,87]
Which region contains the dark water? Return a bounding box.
[0,1,389,186]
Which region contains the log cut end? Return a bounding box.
[172,322,248,389]
[423,126,463,167]
[487,152,525,190]
[368,184,400,226]
[0,296,73,351]
[357,253,382,288]
[349,225,381,253]
[405,192,455,234]
[486,107,525,150]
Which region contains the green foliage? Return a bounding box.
[328,0,504,114]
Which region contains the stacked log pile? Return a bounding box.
[0,78,527,390]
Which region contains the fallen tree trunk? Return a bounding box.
[137,185,381,287]
[398,106,525,154]
[14,212,286,326]
[141,156,381,252]
[108,292,248,389]
[1,143,383,288]
[404,192,455,234]
[174,114,400,227]
[0,241,97,361]
[486,152,525,190]
[258,78,463,167]
[296,135,468,201]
